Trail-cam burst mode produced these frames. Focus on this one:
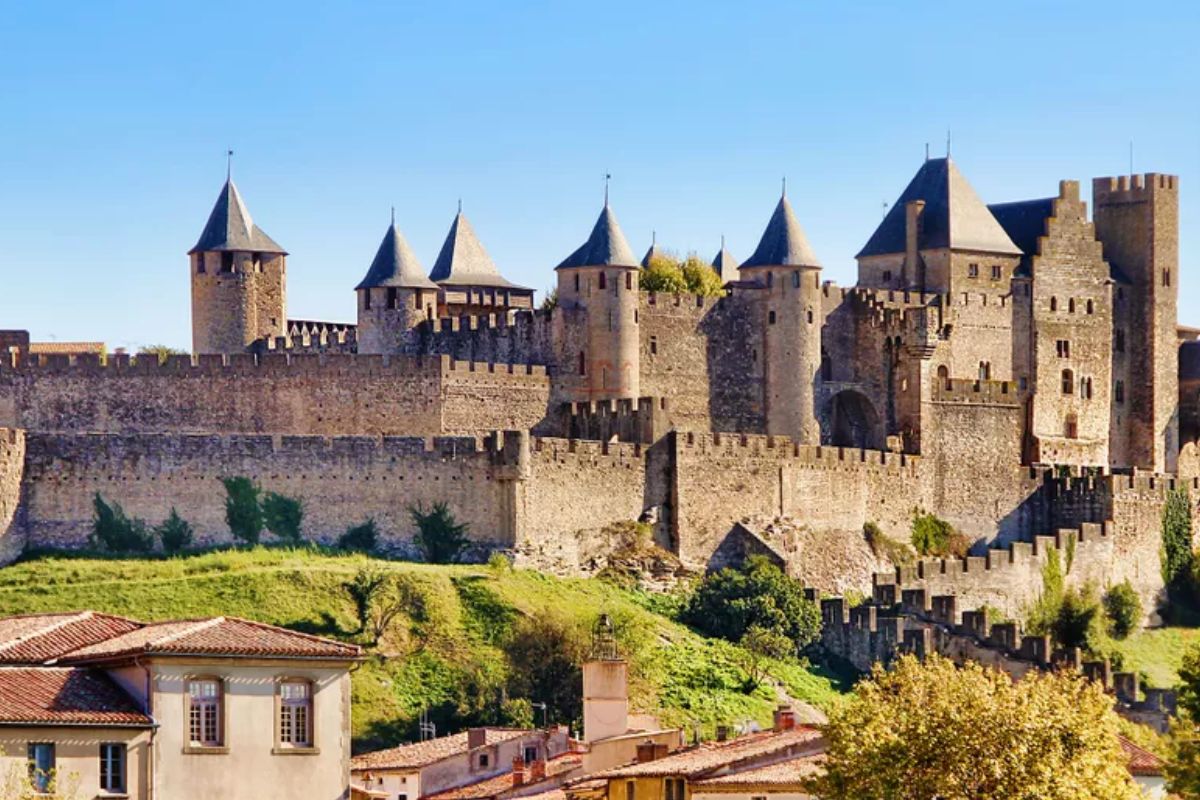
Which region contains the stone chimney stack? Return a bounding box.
[511,756,526,787]
[468,728,488,750]
[772,705,796,732]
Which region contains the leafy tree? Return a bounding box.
[410,502,469,564]
[137,344,186,365]
[339,519,379,553]
[154,508,194,554]
[680,555,821,654]
[737,624,792,690]
[1103,580,1143,640]
[640,255,688,294]
[1048,584,1104,651]
[505,611,587,728]
[910,508,970,558]
[345,567,386,635]
[679,255,725,296]
[262,491,304,543]
[1167,642,1200,794]
[809,653,1140,799]
[1162,488,1193,605]
[90,493,153,553]
[221,476,262,545]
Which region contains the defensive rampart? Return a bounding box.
[0,352,551,437]
[0,429,24,563]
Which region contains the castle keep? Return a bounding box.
[0,158,1193,618]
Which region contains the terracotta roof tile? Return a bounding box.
[0,667,151,727]
[692,754,825,788]
[423,754,583,800]
[590,728,823,780]
[27,342,106,355]
[0,611,141,664]
[1120,736,1164,777]
[352,729,532,771]
[56,616,360,662]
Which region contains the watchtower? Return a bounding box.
[741,193,823,443]
[355,218,438,355]
[189,179,287,355]
[554,202,641,401]
[1093,174,1180,472]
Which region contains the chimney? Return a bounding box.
[715,725,730,742]
[530,759,547,782]
[468,728,488,750]
[512,756,526,787]
[772,705,796,732]
[904,199,925,287]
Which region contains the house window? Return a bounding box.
[991,265,1001,280]
[28,743,54,794]
[1061,369,1074,395]
[1065,413,1078,439]
[1056,340,1070,358]
[1116,329,1125,353]
[100,743,126,794]
[524,745,539,764]
[665,778,686,800]
[479,754,490,768]
[768,310,776,325]
[649,336,658,355]
[188,678,223,747]
[599,272,607,290]
[968,263,979,278]
[626,780,636,800]
[279,680,313,748]
[1116,380,1125,403]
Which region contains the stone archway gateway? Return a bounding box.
[829,389,885,450]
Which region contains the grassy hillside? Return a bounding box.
[1111,626,1200,689]
[0,548,847,751]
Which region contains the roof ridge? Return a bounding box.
[0,611,91,655]
[147,617,224,649]
[217,616,360,651]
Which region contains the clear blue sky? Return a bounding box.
[1,0,1196,349]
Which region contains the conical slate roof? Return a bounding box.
[189,179,286,255]
[429,212,527,289]
[356,222,438,291]
[857,157,1022,258]
[741,196,820,268]
[555,205,639,270]
[711,241,739,278]
[641,240,667,268]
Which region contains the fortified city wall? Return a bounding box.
[0,429,24,563]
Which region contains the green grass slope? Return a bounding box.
[1110,626,1200,689]
[0,549,847,751]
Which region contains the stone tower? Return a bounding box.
[189,179,287,355]
[741,194,823,443]
[554,203,641,401]
[1093,174,1180,473]
[428,208,534,317]
[355,218,439,355]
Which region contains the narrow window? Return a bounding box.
[524,745,539,764]
[386,287,398,309]
[1117,287,1124,301]
[252,252,263,273]
[196,254,206,274]
[937,365,950,389]
[1083,376,1093,399]
[766,272,774,289]
[1056,340,1070,358]
[279,680,313,748]
[1086,299,1094,314]
[768,310,776,325]
[626,780,636,800]
[100,743,127,794]
[480,754,490,768]
[599,272,607,290]
[1050,296,1058,312]
[806,309,814,324]
[1019,376,1028,391]
[792,270,800,288]
[649,336,658,355]
[978,362,991,381]
[188,679,222,747]
[574,274,580,292]
[363,290,371,310]
[578,352,586,376]
[1164,269,1171,287]
[1116,329,1125,353]
[1061,369,1074,395]
[1065,413,1078,439]
[626,272,633,290]
[1116,380,1125,403]
[28,743,54,794]
[634,310,639,324]
[751,349,757,363]
[1068,298,1076,313]
[821,349,832,381]
[968,263,979,278]
[221,252,234,273]
[991,265,1001,280]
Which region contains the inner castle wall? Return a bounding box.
[0,429,24,563]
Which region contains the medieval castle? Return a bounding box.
[1,157,1197,623]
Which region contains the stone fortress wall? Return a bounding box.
[0,429,24,563]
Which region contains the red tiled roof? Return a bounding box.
[0,611,141,664]
[56,616,360,662]
[0,667,151,727]
[1120,736,1164,777]
[589,728,824,780]
[692,754,825,789]
[352,729,532,771]
[423,754,583,800]
[28,342,106,355]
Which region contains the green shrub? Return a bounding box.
[262,492,304,543]
[910,509,970,558]
[339,519,379,553]
[505,611,587,728]
[154,508,194,554]
[864,521,915,566]
[90,494,153,553]
[679,256,725,296]
[1103,580,1143,640]
[681,555,821,654]
[1162,488,1193,599]
[221,477,263,546]
[410,502,469,564]
[344,566,388,637]
[640,254,688,294]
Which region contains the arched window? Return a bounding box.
[978,362,991,381]
[1068,298,1076,313]
[1065,413,1078,439]
[768,310,776,325]
[578,352,586,376]
[1086,299,1094,314]
[937,365,949,389]
[1061,369,1074,395]
[1050,296,1058,312]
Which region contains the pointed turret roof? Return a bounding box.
[711,240,739,278]
[189,179,286,255]
[857,157,1022,258]
[555,205,638,270]
[429,211,528,290]
[741,196,820,268]
[641,238,667,268]
[356,221,438,291]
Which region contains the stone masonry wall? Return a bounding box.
[0,353,550,438]
[0,429,24,563]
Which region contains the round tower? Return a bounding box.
[355,217,439,355]
[742,194,823,443]
[189,179,287,355]
[554,202,640,400]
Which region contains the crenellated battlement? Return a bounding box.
[422,307,547,335]
[931,378,1020,406]
[675,431,917,472]
[1094,173,1179,197]
[642,292,725,312]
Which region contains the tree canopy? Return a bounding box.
[810,654,1139,800]
[640,253,725,297]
